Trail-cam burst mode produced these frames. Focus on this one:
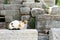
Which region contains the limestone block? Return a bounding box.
[5,16,14,22]
[0,22,6,29]
[0,0,4,4]
[38,33,48,40]
[31,8,46,17]
[8,0,23,4]
[24,0,34,2]
[0,29,38,40]
[0,4,4,10]
[49,6,60,15]
[23,2,42,8]
[1,10,19,16]
[4,4,21,10]
[40,0,55,7]
[35,15,60,31]
[49,28,60,40]
[21,15,30,20]
[20,7,30,14]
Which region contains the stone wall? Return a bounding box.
[0,29,38,40]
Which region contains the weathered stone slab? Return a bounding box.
[31,8,46,17]
[20,7,30,14]
[40,0,55,7]
[0,0,4,4]
[1,10,19,16]
[5,16,14,22]
[24,0,34,2]
[4,4,21,10]
[38,33,48,40]
[49,28,60,40]
[8,0,23,4]
[23,2,42,8]
[0,4,4,10]
[36,15,60,31]
[0,29,38,40]
[21,15,30,20]
[0,22,6,29]
[49,6,60,15]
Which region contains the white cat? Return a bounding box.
[9,20,28,30]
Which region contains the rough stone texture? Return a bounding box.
[36,15,60,31]
[5,16,14,22]
[31,8,46,17]
[0,4,4,10]
[38,33,48,40]
[4,4,21,10]
[0,22,6,29]
[1,10,19,16]
[49,28,60,40]
[41,0,55,7]
[49,6,60,15]
[23,2,42,8]
[0,0,4,4]
[8,0,23,4]
[0,29,38,40]
[20,7,30,14]
[21,15,30,20]
[24,0,34,2]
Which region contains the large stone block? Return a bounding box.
[36,15,60,31]
[21,15,30,20]
[4,4,21,10]
[5,16,14,22]
[49,28,60,40]
[23,2,42,8]
[1,10,19,16]
[0,0,4,4]
[24,0,34,2]
[38,33,48,40]
[40,0,55,7]
[49,6,60,15]
[0,4,4,10]
[31,8,46,17]
[0,29,38,40]
[8,0,23,4]
[0,22,6,29]
[20,7,30,14]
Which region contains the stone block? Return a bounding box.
[8,0,23,4]
[38,33,48,40]
[21,15,30,20]
[35,15,60,31]
[1,10,19,16]
[0,22,6,29]
[0,4,4,10]
[41,0,55,7]
[24,0,34,2]
[5,16,14,22]
[49,6,60,15]
[4,4,21,10]
[49,28,60,40]
[31,8,46,17]
[20,7,30,14]
[23,2,42,8]
[0,29,38,40]
[0,0,4,4]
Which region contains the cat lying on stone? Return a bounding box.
[9,20,28,30]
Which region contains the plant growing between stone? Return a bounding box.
[4,0,8,4]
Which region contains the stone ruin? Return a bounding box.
[0,0,60,40]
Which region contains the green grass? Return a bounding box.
[4,0,8,4]
[56,0,60,6]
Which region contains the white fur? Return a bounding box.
[9,20,28,30]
